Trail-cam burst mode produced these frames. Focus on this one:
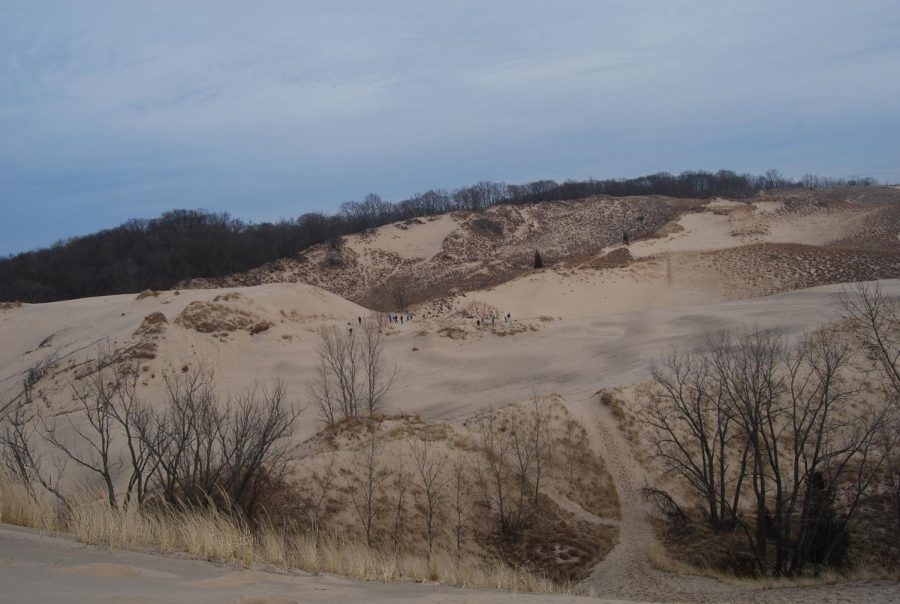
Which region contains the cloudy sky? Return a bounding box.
[1,1,899,255]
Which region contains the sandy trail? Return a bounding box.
[568,393,900,604]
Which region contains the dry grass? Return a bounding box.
[132,312,168,338]
[175,300,271,335]
[0,478,59,531]
[0,472,572,595]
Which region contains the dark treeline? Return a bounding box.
[0,169,878,303]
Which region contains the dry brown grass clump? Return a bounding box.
[0,301,24,311]
[175,300,271,335]
[128,312,169,359]
[132,312,167,338]
[597,389,640,445]
[135,289,160,300]
[438,326,467,339]
[487,321,539,337]
[455,300,501,319]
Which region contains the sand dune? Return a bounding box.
[4,188,900,602]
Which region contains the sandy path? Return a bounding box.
[570,394,900,604]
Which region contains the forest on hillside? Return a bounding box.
[0,170,877,303]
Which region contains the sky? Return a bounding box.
[1,1,899,256]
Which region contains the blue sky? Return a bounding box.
[1,0,899,255]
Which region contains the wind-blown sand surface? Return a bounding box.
[3,280,893,430]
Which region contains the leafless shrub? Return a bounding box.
[140,364,301,520]
[40,349,153,511]
[474,399,548,541]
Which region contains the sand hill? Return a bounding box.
[3,187,900,603]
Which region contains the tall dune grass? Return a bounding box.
[0,472,568,594]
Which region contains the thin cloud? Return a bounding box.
[0,1,898,255]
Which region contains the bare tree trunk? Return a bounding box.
[349,429,387,548]
[411,434,447,562]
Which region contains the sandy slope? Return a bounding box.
[188,187,900,314]
[345,213,461,261]
[5,188,900,601]
[3,280,896,450]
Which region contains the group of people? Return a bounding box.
[346,312,414,334]
[475,312,512,328]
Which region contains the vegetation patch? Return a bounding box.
[175,300,271,335]
[132,312,167,339]
[471,217,504,236]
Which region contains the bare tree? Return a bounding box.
[310,322,395,426]
[841,282,900,540]
[451,457,471,565]
[349,428,389,547]
[645,349,746,529]
[707,328,785,570]
[562,418,580,486]
[842,282,900,396]
[140,364,218,507]
[510,407,536,528]
[0,385,69,508]
[411,434,448,561]
[390,467,411,550]
[649,327,893,575]
[41,357,127,510]
[529,395,549,507]
[310,325,362,425]
[307,454,336,542]
[475,409,515,537]
[360,317,396,415]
